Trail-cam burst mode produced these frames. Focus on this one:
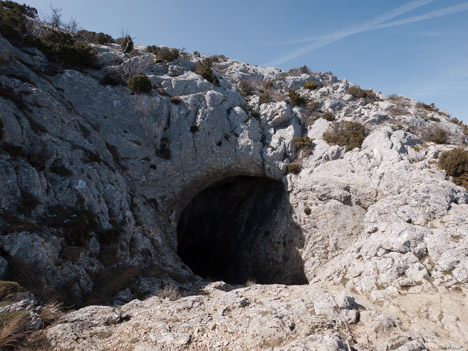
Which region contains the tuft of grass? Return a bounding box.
[304,207,311,215]
[287,163,301,174]
[157,285,180,301]
[0,311,31,350]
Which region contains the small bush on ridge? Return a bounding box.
[77,30,114,44]
[39,30,97,68]
[323,121,366,151]
[347,86,377,100]
[156,47,180,62]
[288,89,307,107]
[303,81,318,90]
[439,147,468,191]
[197,58,219,85]
[119,35,133,53]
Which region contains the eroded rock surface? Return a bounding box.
[1,26,468,349]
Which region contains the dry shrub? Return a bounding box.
[294,136,313,149]
[323,121,366,151]
[157,285,180,301]
[417,125,448,144]
[239,78,259,96]
[416,101,435,112]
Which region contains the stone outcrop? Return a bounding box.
[1,20,468,349]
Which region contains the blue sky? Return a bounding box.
[23,0,468,123]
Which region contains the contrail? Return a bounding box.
[265,1,468,67]
[373,2,468,30]
[268,0,435,47]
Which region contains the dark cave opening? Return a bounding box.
[177,176,308,285]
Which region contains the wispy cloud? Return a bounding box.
[265,1,468,67]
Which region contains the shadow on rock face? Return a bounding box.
[177,176,308,285]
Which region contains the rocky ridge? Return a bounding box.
[0,12,468,349]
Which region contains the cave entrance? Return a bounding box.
[177,176,307,285]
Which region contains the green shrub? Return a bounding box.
[197,58,219,85]
[439,147,468,191]
[347,86,377,100]
[303,81,318,90]
[146,45,159,54]
[156,47,180,62]
[300,65,309,74]
[288,89,307,107]
[77,30,114,44]
[304,207,311,215]
[323,121,366,151]
[0,1,37,45]
[259,93,271,105]
[294,136,313,149]
[193,50,200,57]
[287,162,301,174]
[128,74,152,94]
[119,35,133,53]
[39,30,96,68]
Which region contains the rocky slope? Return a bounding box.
[1,10,468,350]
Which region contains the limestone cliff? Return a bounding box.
[1,8,468,350]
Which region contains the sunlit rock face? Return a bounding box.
[1,23,468,350]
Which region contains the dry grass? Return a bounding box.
[157,285,180,301]
[39,300,63,326]
[245,280,256,287]
[0,311,31,350]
